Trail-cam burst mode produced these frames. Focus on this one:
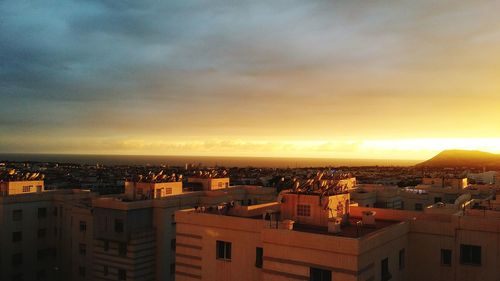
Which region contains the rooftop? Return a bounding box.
[293,218,400,238]
[189,201,401,239]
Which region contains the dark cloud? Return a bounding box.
[1,0,499,153]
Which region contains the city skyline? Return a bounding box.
[2,1,500,160]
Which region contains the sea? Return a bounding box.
[0,153,419,168]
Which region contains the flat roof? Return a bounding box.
[292,217,400,239]
[190,204,400,239]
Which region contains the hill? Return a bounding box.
[416,150,500,169]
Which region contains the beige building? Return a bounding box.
[176,184,500,281]
[91,174,275,281]
[421,177,468,190]
[0,174,96,281]
[1,170,275,281]
[187,176,230,191]
[351,177,494,212]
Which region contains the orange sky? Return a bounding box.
[1,1,499,160]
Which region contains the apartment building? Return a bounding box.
[91,173,276,281]
[1,169,276,281]
[175,185,500,281]
[351,177,495,212]
[0,171,96,281]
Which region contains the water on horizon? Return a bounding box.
[0,153,419,168]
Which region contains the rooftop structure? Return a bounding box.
[186,170,230,191]
[0,170,45,196]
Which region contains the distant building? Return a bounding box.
[422,177,468,190]
[468,171,498,185]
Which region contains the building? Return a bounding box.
[421,177,468,190]
[0,170,96,281]
[351,176,494,212]
[0,169,276,281]
[176,180,500,281]
[468,171,498,185]
[92,171,276,281]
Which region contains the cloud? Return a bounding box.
[1,0,500,156]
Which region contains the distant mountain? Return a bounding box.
[416,150,500,169]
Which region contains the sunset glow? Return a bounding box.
[1,1,500,160]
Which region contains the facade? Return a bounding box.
[1,180,45,196]
[421,177,468,190]
[176,187,500,281]
[0,172,275,281]
[91,176,275,281]
[468,171,498,185]
[187,177,230,191]
[0,177,95,281]
[124,181,183,200]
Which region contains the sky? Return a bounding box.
[1,0,500,160]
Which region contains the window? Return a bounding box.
[79,221,86,232]
[38,207,47,218]
[37,249,48,261]
[297,204,311,217]
[11,273,23,281]
[79,243,86,256]
[414,203,423,211]
[78,266,86,277]
[36,269,46,281]
[12,253,23,266]
[310,267,331,281]
[165,187,172,195]
[218,182,223,188]
[115,219,124,233]
[170,263,176,275]
[460,244,481,265]
[119,243,127,256]
[216,240,232,260]
[103,265,108,276]
[441,249,452,266]
[118,269,126,281]
[381,258,391,281]
[37,228,46,239]
[399,249,405,270]
[12,231,22,242]
[22,185,31,192]
[171,239,176,251]
[171,214,176,226]
[12,210,23,221]
[255,247,263,268]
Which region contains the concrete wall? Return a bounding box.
[0,180,44,196]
